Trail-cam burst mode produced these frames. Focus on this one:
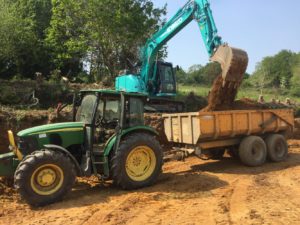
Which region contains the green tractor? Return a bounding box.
[0,90,163,206]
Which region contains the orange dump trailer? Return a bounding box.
[163,109,294,166]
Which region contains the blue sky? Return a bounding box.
[152,0,300,73]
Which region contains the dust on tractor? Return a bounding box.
[0,90,163,206]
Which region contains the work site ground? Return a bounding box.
[1,139,300,225]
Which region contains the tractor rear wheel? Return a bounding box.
[14,149,76,206]
[110,133,163,190]
[239,136,267,167]
[265,134,288,162]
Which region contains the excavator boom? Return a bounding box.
[116,0,248,110]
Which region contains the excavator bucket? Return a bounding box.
[211,45,248,87]
[202,45,249,111]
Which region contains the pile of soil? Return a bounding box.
[203,98,288,112]
[144,113,171,150]
[0,107,72,154]
[184,92,207,112]
[202,75,238,112]
[293,118,300,139]
[0,177,15,197]
[201,75,289,112]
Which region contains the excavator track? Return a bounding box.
[203,45,249,111]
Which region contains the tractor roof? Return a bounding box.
[79,89,147,97]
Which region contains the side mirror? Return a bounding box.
[176,65,180,71]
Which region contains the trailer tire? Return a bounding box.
[110,133,163,190]
[14,149,76,207]
[265,134,288,162]
[239,136,267,167]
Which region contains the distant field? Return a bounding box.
[177,84,300,103]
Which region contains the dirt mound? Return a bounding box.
[202,75,238,111]
[0,107,72,154]
[293,118,300,139]
[144,113,171,150]
[204,98,278,111]
[0,177,15,197]
[1,149,300,225]
[184,92,207,112]
[200,70,290,112]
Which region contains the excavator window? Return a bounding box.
[157,62,176,94]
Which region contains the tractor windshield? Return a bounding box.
[76,94,97,124]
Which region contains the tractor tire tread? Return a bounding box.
[110,133,163,190]
[14,149,76,207]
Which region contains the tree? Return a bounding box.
[290,53,300,96]
[46,0,89,76]
[0,0,54,79]
[46,0,166,81]
[250,50,296,89]
[0,0,38,78]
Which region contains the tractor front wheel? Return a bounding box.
[110,133,163,190]
[14,149,76,206]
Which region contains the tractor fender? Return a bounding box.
[44,144,82,176]
[103,126,159,157]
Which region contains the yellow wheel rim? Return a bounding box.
[30,164,64,196]
[126,146,156,182]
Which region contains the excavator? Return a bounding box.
[115,0,248,112]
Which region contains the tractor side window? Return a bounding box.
[128,97,144,127]
[104,99,120,121]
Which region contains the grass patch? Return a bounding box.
[177,84,300,103]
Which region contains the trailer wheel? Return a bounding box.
[265,134,288,162]
[239,136,267,167]
[110,133,163,190]
[14,149,76,206]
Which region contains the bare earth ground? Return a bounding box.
[1,140,300,225]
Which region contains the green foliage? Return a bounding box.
[0,0,166,82]
[176,62,221,86]
[0,0,53,79]
[290,53,300,97]
[250,50,297,89]
[0,80,70,108]
[46,0,166,80]
[46,0,89,74]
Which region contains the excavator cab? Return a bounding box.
[155,61,177,96]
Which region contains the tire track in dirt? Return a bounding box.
[1,145,300,225]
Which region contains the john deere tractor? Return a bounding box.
[0,90,163,206]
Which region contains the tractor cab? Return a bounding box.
[74,90,146,150]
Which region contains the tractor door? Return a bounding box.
[94,96,120,145]
[124,96,145,128]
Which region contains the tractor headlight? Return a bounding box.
[7,130,23,160]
